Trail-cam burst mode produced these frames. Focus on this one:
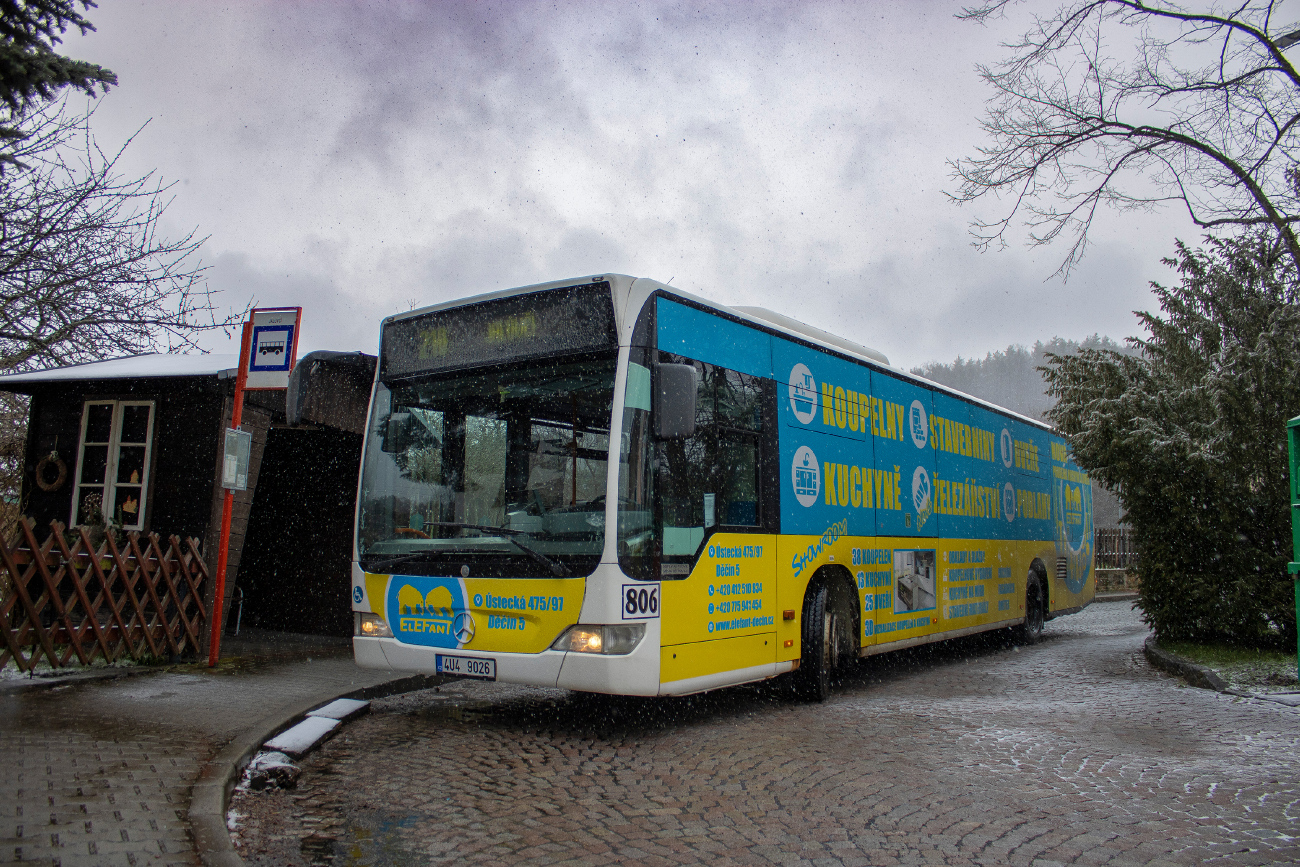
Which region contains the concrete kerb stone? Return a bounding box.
[0,663,151,693]
[192,672,444,867]
[1143,637,1229,691]
[1144,637,1300,708]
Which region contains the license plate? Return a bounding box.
[435,654,496,680]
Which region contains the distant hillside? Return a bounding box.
[911,336,1134,422]
[912,336,1138,528]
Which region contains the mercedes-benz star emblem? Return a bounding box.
[453,612,475,644]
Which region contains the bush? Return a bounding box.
[1044,233,1299,647]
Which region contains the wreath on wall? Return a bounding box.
[35,449,67,492]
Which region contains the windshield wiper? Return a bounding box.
[501,535,571,578]
[415,522,572,578]
[365,550,442,574]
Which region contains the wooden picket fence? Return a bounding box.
[1095,527,1139,570]
[0,518,210,672]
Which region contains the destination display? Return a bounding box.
[381,281,617,377]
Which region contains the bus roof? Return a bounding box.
[390,274,1057,435]
[646,281,1057,435]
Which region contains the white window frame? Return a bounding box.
[70,400,156,531]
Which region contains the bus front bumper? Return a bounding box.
[353,617,661,696]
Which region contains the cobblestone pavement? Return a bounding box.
[230,604,1300,867]
[1,648,400,867]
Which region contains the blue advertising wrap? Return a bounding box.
[656,297,1090,588]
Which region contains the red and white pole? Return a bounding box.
[208,319,253,667]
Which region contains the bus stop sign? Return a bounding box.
[244,307,302,390]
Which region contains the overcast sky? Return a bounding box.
[61,0,1194,369]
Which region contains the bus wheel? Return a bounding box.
[796,584,841,702]
[1015,577,1045,644]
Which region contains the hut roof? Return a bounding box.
[0,353,240,389]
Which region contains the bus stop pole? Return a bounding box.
[1288,416,1300,682]
[208,320,253,667]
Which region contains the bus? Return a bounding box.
[351,275,1094,700]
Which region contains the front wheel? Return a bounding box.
[795,584,842,702]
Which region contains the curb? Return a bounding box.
[1094,591,1138,603]
[1143,638,1300,708]
[191,672,444,867]
[0,665,148,693]
[1143,637,1228,691]
[1144,636,1222,691]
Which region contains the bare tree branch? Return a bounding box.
[953,0,1300,276]
[0,100,243,373]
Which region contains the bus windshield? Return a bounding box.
[357,353,617,577]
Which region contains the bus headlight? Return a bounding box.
[355,612,393,638]
[551,624,644,655]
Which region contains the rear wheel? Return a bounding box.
[1016,576,1045,644]
[795,584,844,702]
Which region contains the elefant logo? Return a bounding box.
[386,576,466,648]
[792,445,821,507]
[788,363,817,424]
[1003,482,1017,522]
[1000,428,1014,468]
[1062,482,1084,527]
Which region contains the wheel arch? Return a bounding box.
[1027,557,1050,616]
[807,564,859,648]
[1027,558,1049,589]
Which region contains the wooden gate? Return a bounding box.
[1,518,210,672]
[1095,527,1138,570]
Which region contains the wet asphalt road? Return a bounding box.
[230,604,1300,866]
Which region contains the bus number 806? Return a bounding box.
[622,584,659,620]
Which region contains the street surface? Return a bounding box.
[230,604,1300,866]
[1,640,398,867]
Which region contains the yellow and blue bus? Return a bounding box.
[351,276,1094,700]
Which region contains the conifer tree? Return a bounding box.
[1043,233,1300,646]
[0,1,114,105]
[0,0,115,163]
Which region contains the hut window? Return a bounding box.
[71,400,155,531]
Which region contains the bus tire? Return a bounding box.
[1015,575,1045,644]
[796,583,842,702]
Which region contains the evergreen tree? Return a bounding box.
[1043,233,1300,646]
[0,0,115,159]
[0,1,114,107]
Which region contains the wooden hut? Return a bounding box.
[0,351,375,640]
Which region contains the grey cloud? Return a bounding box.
[264,2,593,170]
[203,251,381,355]
[64,1,1189,373]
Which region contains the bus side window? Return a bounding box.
[656,359,764,561]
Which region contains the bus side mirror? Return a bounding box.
[382,411,412,453]
[654,363,696,439]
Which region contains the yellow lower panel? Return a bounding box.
[661,632,775,684]
[362,573,585,654]
[660,534,777,646]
